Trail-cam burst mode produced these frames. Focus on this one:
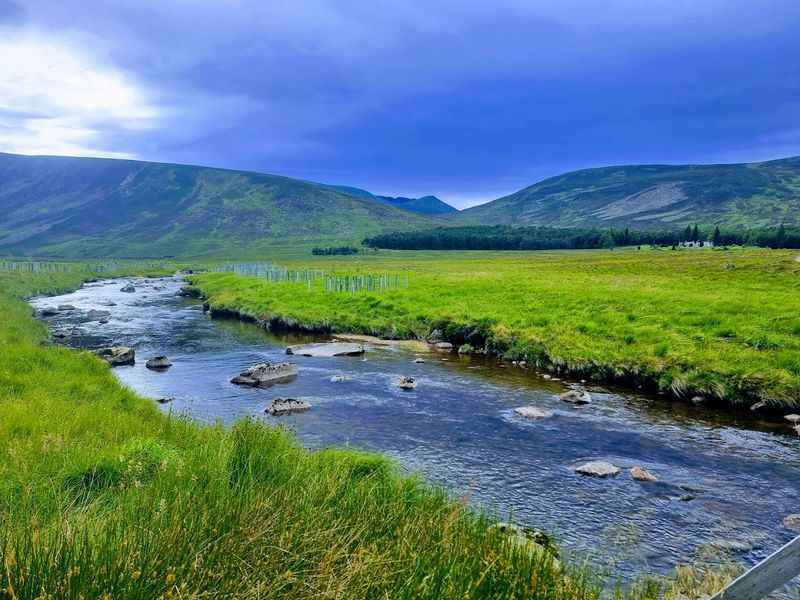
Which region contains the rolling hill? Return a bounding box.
[321,184,456,215]
[459,157,800,229]
[0,153,438,257]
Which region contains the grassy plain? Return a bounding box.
[190,247,800,409]
[0,267,635,599]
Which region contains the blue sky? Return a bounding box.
[1,0,799,207]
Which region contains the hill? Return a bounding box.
[0,153,437,258]
[322,183,456,215]
[374,195,457,215]
[459,157,800,229]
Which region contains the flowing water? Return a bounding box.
[33,276,800,587]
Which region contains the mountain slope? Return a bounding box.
[374,195,457,215]
[0,153,437,257]
[322,184,457,215]
[459,157,800,229]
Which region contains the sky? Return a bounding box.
[1,1,799,208]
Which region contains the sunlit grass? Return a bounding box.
[0,267,706,598]
[190,246,800,408]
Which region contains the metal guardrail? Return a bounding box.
[710,536,800,599]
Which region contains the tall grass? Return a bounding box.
[188,247,800,409]
[0,267,668,598]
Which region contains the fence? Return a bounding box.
[214,262,409,294]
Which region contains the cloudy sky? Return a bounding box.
[1,1,799,207]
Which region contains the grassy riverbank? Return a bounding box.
[0,267,705,599]
[189,247,800,410]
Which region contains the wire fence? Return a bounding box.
[0,260,168,274]
[214,262,410,294]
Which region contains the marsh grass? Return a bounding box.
[189,247,800,409]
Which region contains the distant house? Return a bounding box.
[680,241,714,248]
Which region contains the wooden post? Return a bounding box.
[710,536,800,600]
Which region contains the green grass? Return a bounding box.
[188,246,800,409]
[0,268,678,598]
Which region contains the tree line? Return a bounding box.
[311,246,360,255]
[363,224,800,251]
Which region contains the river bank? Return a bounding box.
[0,267,687,599]
[185,248,800,414]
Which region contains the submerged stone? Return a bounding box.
[286,342,364,357]
[782,514,800,532]
[120,283,136,293]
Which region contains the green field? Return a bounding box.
[0,267,671,599]
[189,247,800,410]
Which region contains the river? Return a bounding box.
[32,275,800,588]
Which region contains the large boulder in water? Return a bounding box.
[265,398,311,416]
[286,342,364,357]
[94,346,135,366]
[231,362,298,387]
[146,356,172,370]
[120,283,136,293]
[560,390,592,405]
[514,406,553,420]
[85,309,111,322]
[573,460,620,478]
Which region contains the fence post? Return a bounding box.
[710,536,800,600]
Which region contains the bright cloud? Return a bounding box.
[0,34,158,157]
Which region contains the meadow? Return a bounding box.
[0,265,740,599]
[189,246,800,410]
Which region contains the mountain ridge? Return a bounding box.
[0,152,438,257]
[458,156,800,229]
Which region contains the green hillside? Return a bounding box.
[459,157,800,229]
[322,183,456,215]
[0,153,436,258]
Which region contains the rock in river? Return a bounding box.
[330,374,351,383]
[231,362,298,387]
[57,304,76,312]
[398,376,417,390]
[146,356,172,370]
[286,342,364,357]
[784,414,800,424]
[783,514,800,532]
[94,346,135,366]
[514,406,554,420]
[434,342,453,351]
[489,522,558,559]
[573,461,620,478]
[265,398,311,416]
[630,466,658,482]
[85,309,111,322]
[120,283,136,293]
[560,390,592,405]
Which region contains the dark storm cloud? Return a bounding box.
[3,0,800,206]
[0,0,25,24]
